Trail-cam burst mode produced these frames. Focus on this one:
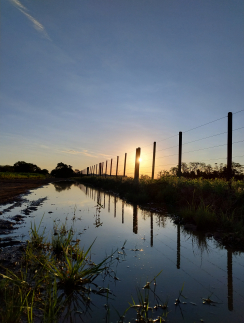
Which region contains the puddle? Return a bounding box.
[0,181,244,322]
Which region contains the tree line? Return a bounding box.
[157,161,244,180]
[0,161,80,178]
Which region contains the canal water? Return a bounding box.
[0,181,244,323]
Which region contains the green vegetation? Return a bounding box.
[0,172,48,179]
[0,219,114,323]
[77,175,244,245]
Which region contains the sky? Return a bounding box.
[1,0,244,175]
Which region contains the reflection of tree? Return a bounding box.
[53,181,74,192]
[155,214,166,228]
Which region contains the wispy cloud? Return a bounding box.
[60,149,98,158]
[40,145,49,149]
[98,153,113,158]
[9,0,51,40]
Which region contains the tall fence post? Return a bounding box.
[227,112,232,182]
[152,141,156,179]
[123,153,127,177]
[134,147,141,181]
[116,156,119,177]
[96,164,97,175]
[178,132,182,177]
[99,163,101,176]
[87,167,89,176]
[110,159,113,176]
[105,160,107,178]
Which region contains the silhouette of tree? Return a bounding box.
[50,162,74,178]
[14,161,41,173]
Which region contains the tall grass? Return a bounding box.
[77,176,244,238]
[0,218,115,322]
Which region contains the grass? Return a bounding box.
[0,217,115,322]
[0,172,49,179]
[77,176,244,245]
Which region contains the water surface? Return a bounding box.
[0,181,244,323]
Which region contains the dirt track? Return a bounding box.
[0,178,60,205]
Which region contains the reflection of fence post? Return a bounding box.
[152,142,156,179]
[105,160,107,178]
[122,201,124,223]
[110,159,113,176]
[227,112,232,182]
[134,147,141,180]
[227,249,233,311]
[133,204,138,234]
[123,153,127,177]
[116,156,119,177]
[150,212,153,247]
[114,196,116,217]
[87,167,89,176]
[178,132,182,177]
[177,224,181,269]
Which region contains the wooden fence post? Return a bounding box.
[96,164,97,175]
[123,153,127,177]
[110,159,113,176]
[116,156,119,177]
[105,160,107,178]
[178,132,182,177]
[134,147,141,180]
[99,163,101,176]
[227,112,232,181]
[152,142,156,179]
[87,167,89,176]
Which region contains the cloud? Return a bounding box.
[40,145,49,149]
[60,149,98,158]
[98,153,113,158]
[9,0,51,40]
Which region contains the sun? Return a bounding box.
[139,158,142,162]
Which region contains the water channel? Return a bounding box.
[0,181,244,322]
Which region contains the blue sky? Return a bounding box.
[1,0,244,174]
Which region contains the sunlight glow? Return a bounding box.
[139,158,142,162]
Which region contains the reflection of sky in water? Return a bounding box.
[1,181,244,323]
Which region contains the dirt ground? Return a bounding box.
[0,178,61,205]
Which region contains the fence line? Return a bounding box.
[81,111,244,180]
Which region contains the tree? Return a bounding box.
[50,162,74,178]
[14,161,41,173]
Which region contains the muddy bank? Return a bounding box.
[0,178,62,205]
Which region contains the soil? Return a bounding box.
[0,178,64,274]
[0,178,61,205]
